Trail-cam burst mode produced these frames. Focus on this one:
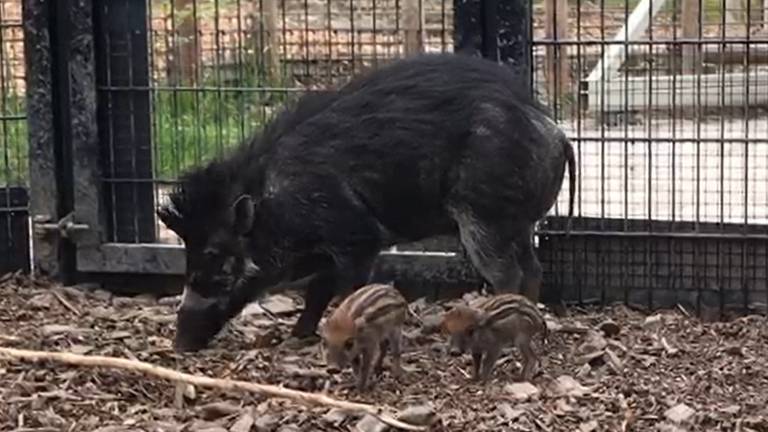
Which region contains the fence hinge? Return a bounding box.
[33,212,91,241]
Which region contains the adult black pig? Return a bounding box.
[158,53,576,352]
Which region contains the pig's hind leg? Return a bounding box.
[514,332,539,382]
[450,208,525,297]
[515,225,543,303]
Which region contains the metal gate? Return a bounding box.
[0,1,28,276]
[22,0,528,293]
[18,0,768,317]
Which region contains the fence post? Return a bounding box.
[403,0,424,56]
[169,0,199,85]
[454,0,532,85]
[254,0,280,83]
[681,0,701,73]
[93,0,156,243]
[545,0,570,98]
[23,0,63,278]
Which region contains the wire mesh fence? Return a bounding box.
[0,0,28,274]
[533,0,768,229]
[531,0,768,313]
[94,0,454,244]
[122,0,768,240]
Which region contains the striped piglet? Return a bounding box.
[440,293,548,382]
[321,283,407,391]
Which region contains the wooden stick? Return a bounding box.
[0,347,427,431]
[52,289,82,316]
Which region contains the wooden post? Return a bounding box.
[545,0,570,99]
[724,0,745,37]
[403,0,424,56]
[256,0,280,83]
[170,0,198,85]
[681,0,701,73]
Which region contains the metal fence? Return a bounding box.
[0,0,27,274]
[7,0,768,317]
[98,0,455,245]
[531,0,768,315]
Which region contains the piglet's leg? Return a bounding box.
[516,335,538,382]
[357,342,381,392]
[471,350,483,381]
[389,330,403,378]
[478,345,501,382]
[373,339,389,377]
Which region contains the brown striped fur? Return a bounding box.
[321,283,407,392]
[440,293,547,383]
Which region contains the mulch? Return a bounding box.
[1,272,767,432]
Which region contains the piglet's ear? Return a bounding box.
[231,194,255,235]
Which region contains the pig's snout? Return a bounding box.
[326,365,342,375]
[449,346,462,357]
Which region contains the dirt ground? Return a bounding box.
[1,273,768,432]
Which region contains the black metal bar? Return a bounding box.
[0,187,29,274]
[495,0,530,84]
[453,0,483,56]
[23,0,61,278]
[94,0,155,243]
[454,0,531,82]
[47,0,82,283]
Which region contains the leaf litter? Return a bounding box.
[1,273,768,431]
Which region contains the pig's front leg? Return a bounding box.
[357,340,381,392]
[471,349,483,381]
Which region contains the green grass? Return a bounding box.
[0,92,28,189]
[151,67,302,180]
[1,66,301,186]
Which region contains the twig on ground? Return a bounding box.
[676,304,691,318]
[0,335,21,343]
[0,347,428,431]
[407,305,424,326]
[52,289,81,316]
[257,300,282,322]
[554,324,590,334]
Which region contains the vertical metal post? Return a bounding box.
[454,0,532,85]
[24,0,72,280]
[496,0,532,86]
[453,0,483,56]
[94,0,155,243]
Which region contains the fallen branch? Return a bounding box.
[0,347,426,431]
[52,289,81,316]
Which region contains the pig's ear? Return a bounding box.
[157,203,184,236]
[231,194,255,234]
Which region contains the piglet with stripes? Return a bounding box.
[321,283,407,392]
[440,293,548,383]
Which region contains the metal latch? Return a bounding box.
[33,212,90,240]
